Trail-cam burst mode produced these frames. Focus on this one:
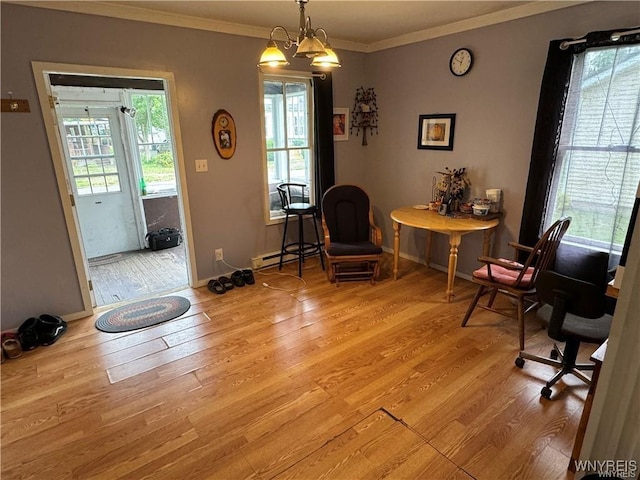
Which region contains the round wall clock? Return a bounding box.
[211,109,236,159]
[449,48,473,76]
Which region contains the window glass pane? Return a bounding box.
[105,174,121,193]
[72,159,88,176]
[264,81,285,149]
[285,82,309,148]
[89,175,107,194]
[267,150,288,186]
[75,177,91,195]
[131,92,177,195]
[545,45,640,257]
[289,149,311,184]
[103,158,118,174]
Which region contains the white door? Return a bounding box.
[58,107,141,258]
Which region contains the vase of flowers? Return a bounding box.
[434,167,471,209]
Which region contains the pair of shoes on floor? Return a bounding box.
[229,269,256,288]
[208,276,231,294]
[208,275,237,293]
[17,314,68,350]
[207,269,255,295]
[1,333,23,359]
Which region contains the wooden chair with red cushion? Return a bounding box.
[461,217,571,349]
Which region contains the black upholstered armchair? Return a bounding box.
[321,185,383,285]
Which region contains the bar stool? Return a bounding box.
[277,183,325,277]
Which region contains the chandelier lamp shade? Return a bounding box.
[258,0,341,68]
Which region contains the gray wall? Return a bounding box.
[1,2,638,330]
[358,2,640,275]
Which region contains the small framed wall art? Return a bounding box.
[333,108,349,141]
[417,113,456,151]
[212,109,236,159]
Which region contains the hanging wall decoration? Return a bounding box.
[211,109,236,159]
[350,87,378,146]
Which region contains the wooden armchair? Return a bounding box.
[461,217,571,349]
[321,185,383,285]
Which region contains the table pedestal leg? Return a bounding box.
[425,231,433,268]
[393,221,401,280]
[446,233,462,302]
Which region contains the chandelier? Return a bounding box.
[258,0,341,68]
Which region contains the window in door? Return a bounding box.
[129,91,177,196]
[544,44,640,257]
[261,74,314,221]
[63,114,121,195]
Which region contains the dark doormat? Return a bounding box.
[95,295,191,333]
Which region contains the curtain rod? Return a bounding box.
[559,27,640,50]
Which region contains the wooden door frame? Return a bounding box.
[32,61,196,318]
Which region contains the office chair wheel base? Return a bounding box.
[550,349,559,360]
[515,357,525,368]
[541,386,552,399]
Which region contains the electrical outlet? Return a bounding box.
[215,248,223,261]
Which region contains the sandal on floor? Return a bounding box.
[218,276,234,291]
[17,317,40,351]
[2,336,23,359]
[242,269,255,285]
[37,314,68,346]
[207,279,226,294]
[231,271,245,287]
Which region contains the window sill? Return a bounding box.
[141,191,178,200]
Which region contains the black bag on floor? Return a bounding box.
[146,227,182,251]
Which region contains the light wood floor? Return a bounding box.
[1,254,590,479]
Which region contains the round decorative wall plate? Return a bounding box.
[211,109,236,159]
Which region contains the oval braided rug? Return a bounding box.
[95,296,191,333]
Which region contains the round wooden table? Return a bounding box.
[390,206,500,302]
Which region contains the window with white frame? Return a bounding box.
[544,44,640,258]
[261,74,314,221]
[129,91,177,196]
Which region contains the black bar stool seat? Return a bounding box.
[277,183,325,277]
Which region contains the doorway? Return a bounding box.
[32,62,196,315]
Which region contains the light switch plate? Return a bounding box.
[195,159,208,172]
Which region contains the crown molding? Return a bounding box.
[365,1,589,53]
[7,1,589,54]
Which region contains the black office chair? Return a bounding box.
[277,183,324,277]
[515,250,612,399]
[321,184,383,285]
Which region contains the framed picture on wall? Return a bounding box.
[333,108,349,141]
[417,113,456,150]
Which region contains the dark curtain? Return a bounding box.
[519,28,640,250]
[313,72,335,212]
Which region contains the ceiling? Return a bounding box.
[12,0,585,52]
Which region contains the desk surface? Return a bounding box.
[390,206,500,232]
